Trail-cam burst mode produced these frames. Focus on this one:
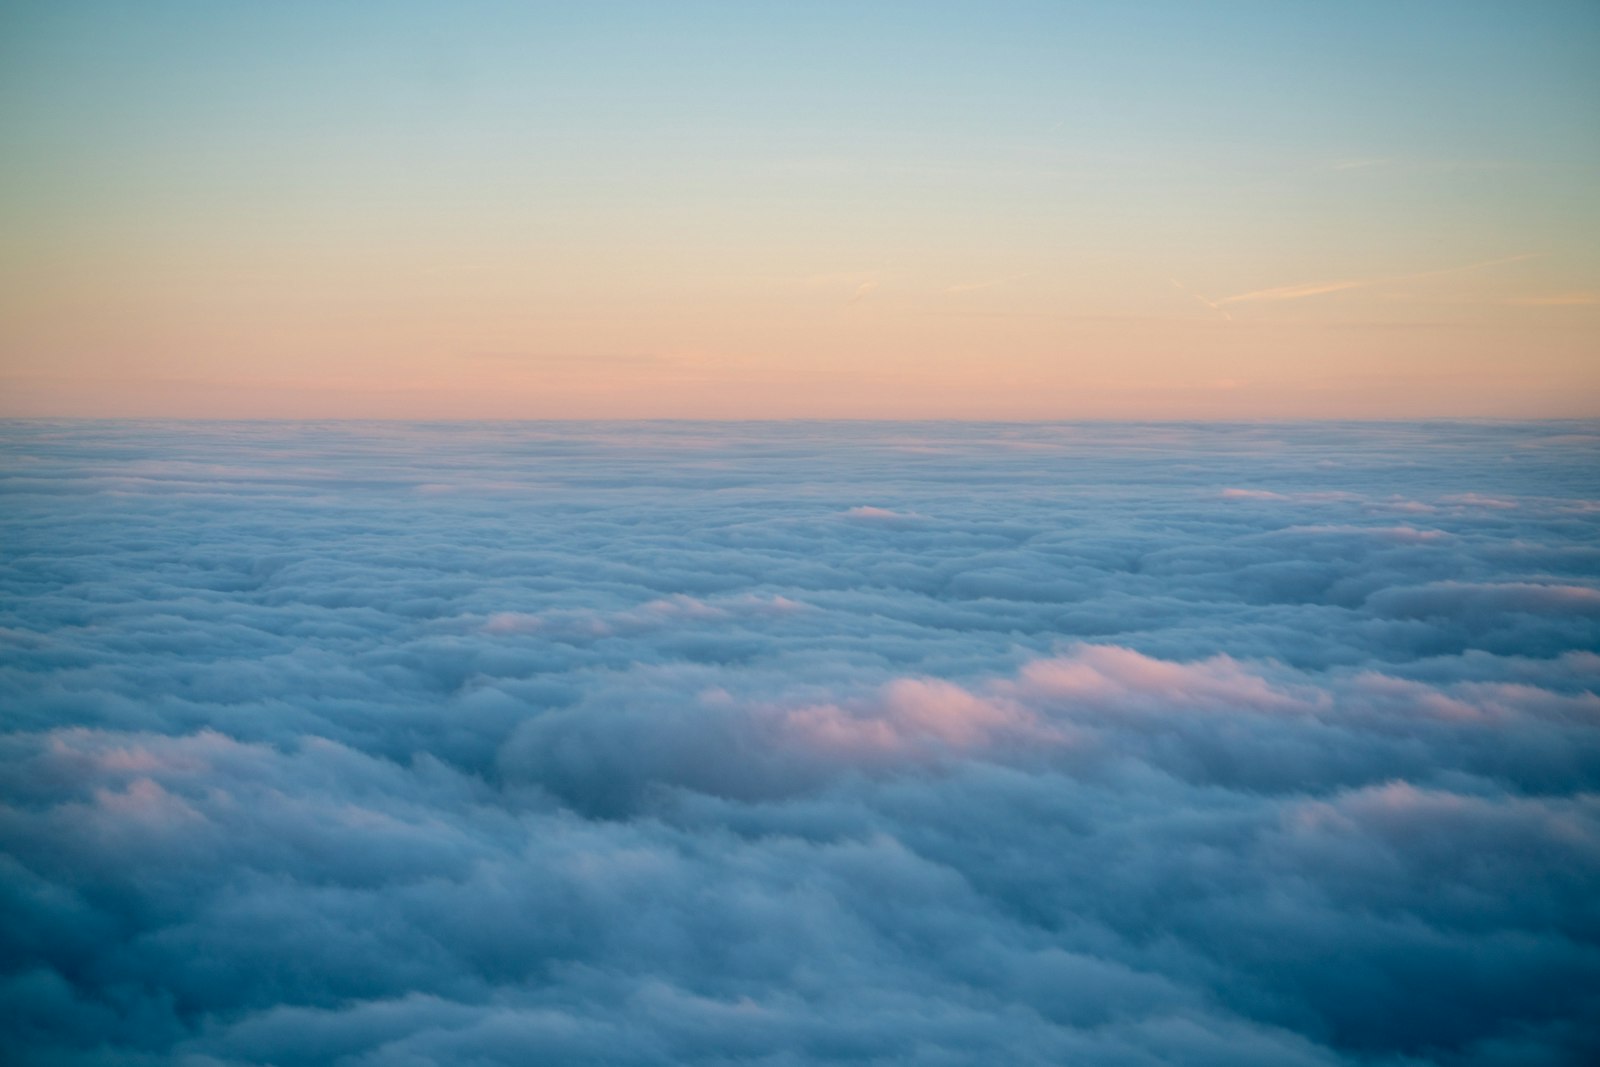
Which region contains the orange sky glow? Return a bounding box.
[2,3,1596,418]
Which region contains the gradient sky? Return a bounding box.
[1,0,1597,418]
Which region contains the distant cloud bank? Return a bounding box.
[2,420,1598,1065]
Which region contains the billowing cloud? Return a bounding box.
[1,420,1598,1065]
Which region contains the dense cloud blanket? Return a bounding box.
[2,421,1599,1066]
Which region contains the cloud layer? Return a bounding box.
[2,420,1598,1066]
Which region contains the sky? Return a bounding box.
[3,419,1598,1064]
[0,1,1597,419]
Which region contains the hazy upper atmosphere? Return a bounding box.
[2,1,1597,418]
[2,420,1597,1065]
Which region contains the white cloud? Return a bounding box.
[1,419,1597,1065]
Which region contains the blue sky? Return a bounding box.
[2,1,1597,416]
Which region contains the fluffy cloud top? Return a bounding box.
[2,420,1598,1066]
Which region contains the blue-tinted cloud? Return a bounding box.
[2,420,1598,1065]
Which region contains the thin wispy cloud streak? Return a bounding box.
[1170,278,1233,320]
[1202,253,1543,311]
[2,420,1598,1066]
[1502,292,1599,307]
[850,279,880,304]
[1219,278,1372,304]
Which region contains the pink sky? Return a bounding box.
[3,3,1596,418]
